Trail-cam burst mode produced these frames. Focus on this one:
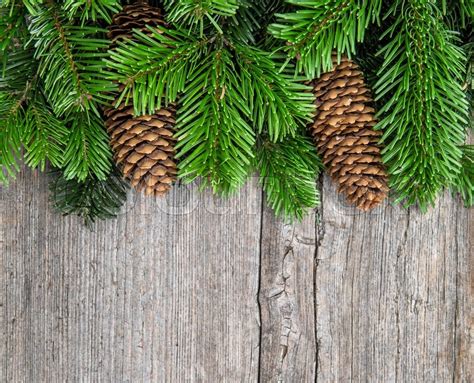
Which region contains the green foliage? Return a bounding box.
[62,0,122,23]
[23,98,68,170]
[451,145,474,207]
[0,93,24,183]
[257,132,322,220]
[441,0,473,30]
[62,112,112,181]
[50,166,129,228]
[28,5,115,117]
[0,4,28,53]
[269,0,383,78]
[164,0,239,35]
[374,0,469,210]
[175,48,255,192]
[233,43,314,141]
[105,26,207,115]
[0,48,35,93]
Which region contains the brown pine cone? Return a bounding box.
[308,56,389,211]
[108,2,167,43]
[106,2,178,197]
[105,104,177,196]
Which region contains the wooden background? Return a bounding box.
[1,167,472,382]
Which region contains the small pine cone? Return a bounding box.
[108,2,167,43]
[308,56,389,211]
[105,104,177,196]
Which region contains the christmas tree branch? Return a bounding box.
[23,96,68,171]
[106,26,209,115]
[233,43,314,141]
[28,5,115,116]
[257,132,322,220]
[451,144,474,207]
[50,166,128,228]
[374,0,469,210]
[164,0,239,35]
[175,48,255,193]
[269,0,382,77]
[61,111,112,181]
[62,0,122,23]
[0,92,24,183]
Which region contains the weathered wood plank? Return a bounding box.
[315,177,472,382]
[1,168,472,382]
[0,168,262,382]
[259,206,317,382]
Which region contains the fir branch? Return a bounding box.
[441,0,473,30]
[0,4,28,53]
[224,0,260,43]
[50,166,129,228]
[233,43,315,141]
[28,5,115,117]
[0,92,25,184]
[62,0,122,24]
[257,132,322,220]
[374,0,469,210]
[175,48,255,193]
[62,111,112,181]
[269,0,382,78]
[105,26,208,115]
[23,97,68,170]
[451,144,474,207]
[0,4,34,92]
[0,47,35,93]
[164,0,239,35]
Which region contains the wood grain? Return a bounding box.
[1,168,262,382]
[315,177,472,383]
[0,170,472,382]
[259,205,317,382]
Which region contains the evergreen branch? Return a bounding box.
[451,144,474,207]
[22,96,68,170]
[374,0,469,210]
[164,0,239,35]
[441,0,473,29]
[62,0,122,23]
[0,47,35,93]
[233,43,315,141]
[105,26,208,115]
[257,132,322,220]
[0,4,33,91]
[0,92,25,184]
[269,0,382,78]
[28,5,115,116]
[0,4,28,53]
[62,111,112,181]
[50,166,129,228]
[175,48,255,192]
[224,0,261,43]
[224,0,284,44]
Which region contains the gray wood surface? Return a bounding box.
[1,169,472,382]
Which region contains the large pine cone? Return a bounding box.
[309,56,389,211]
[106,3,177,197]
[108,2,167,43]
[105,104,177,196]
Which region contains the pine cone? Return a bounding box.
[108,2,167,43]
[105,104,177,196]
[308,56,389,211]
[106,2,178,197]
